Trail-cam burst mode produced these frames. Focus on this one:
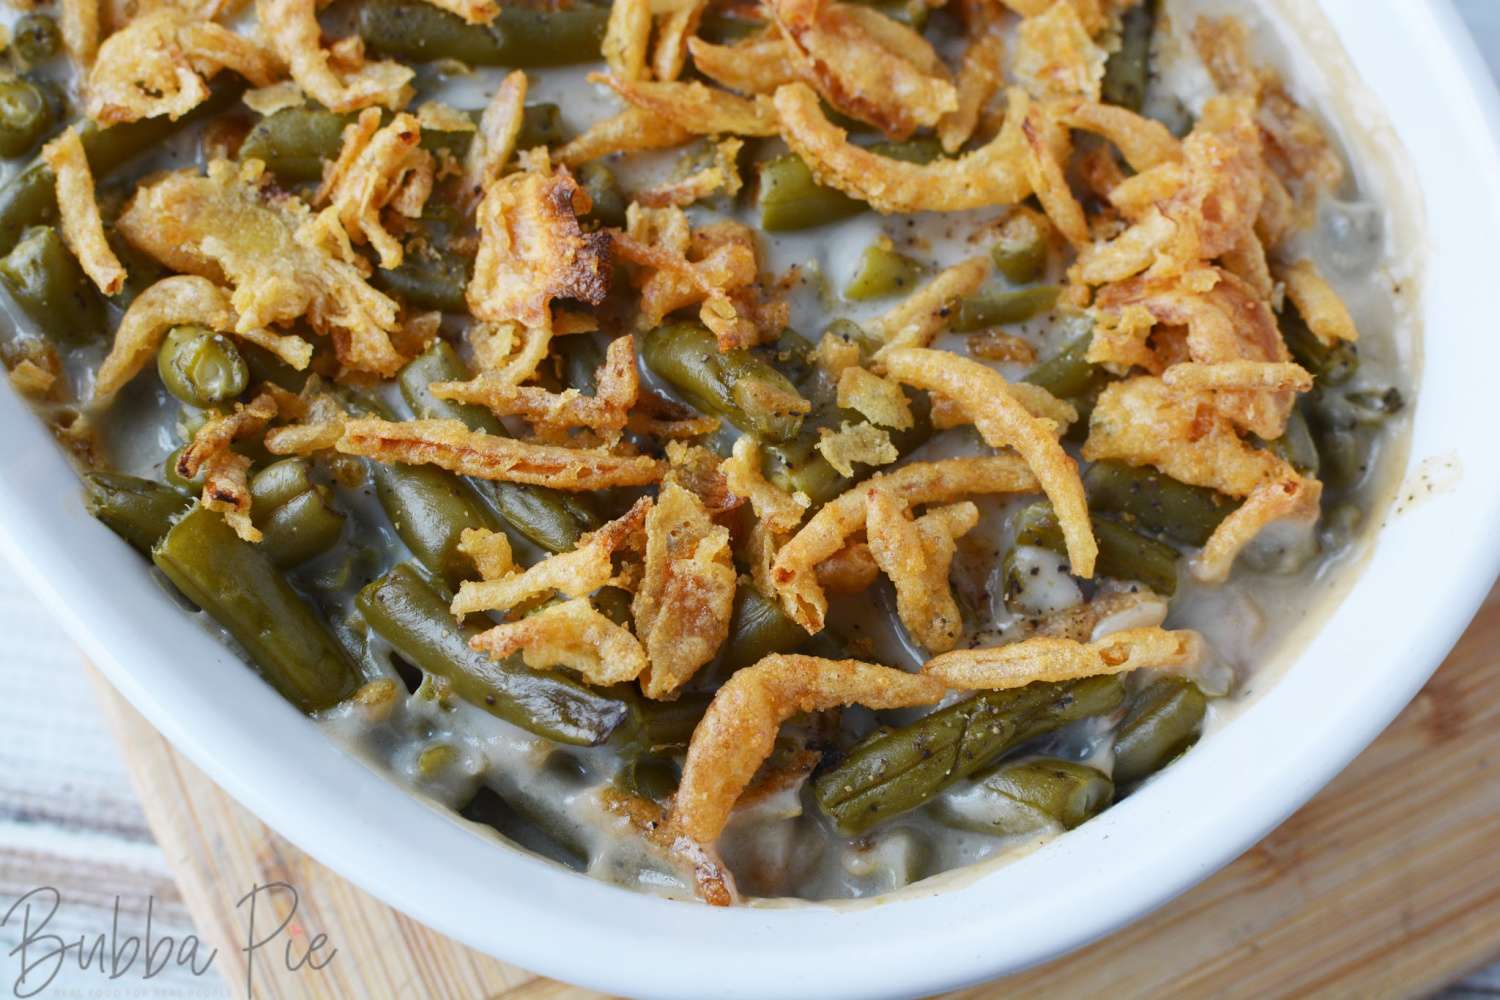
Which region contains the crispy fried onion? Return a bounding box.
[336,417,666,489]
[592,73,780,137]
[460,70,526,208]
[41,128,125,297]
[770,455,1039,632]
[1161,360,1311,393]
[422,0,498,26]
[1087,267,1294,439]
[315,109,434,269]
[263,390,348,456]
[634,483,737,699]
[430,334,639,440]
[598,788,736,907]
[815,420,897,478]
[866,491,978,653]
[177,392,278,542]
[1012,0,1106,101]
[920,626,1203,689]
[774,81,1031,213]
[85,9,279,124]
[555,107,692,167]
[616,206,782,350]
[837,366,913,430]
[117,160,406,375]
[61,0,99,67]
[93,275,311,405]
[770,0,955,140]
[998,0,1134,36]
[1192,16,1342,226]
[452,496,648,616]
[686,31,799,96]
[938,29,1004,153]
[472,598,649,685]
[1072,96,1263,286]
[1277,258,1358,344]
[868,256,990,356]
[671,629,1200,848]
[466,152,611,335]
[652,0,706,82]
[882,348,1097,578]
[457,526,513,580]
[1020,96,1088,247]
[1052,99,1182,173]
[637,138,744,208]
[257,0,412,112]
[603,0,651,81]
[1082,375,1320,582]
[468,320,550,382]
[723,436,807,534]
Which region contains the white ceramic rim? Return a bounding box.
[3,1,1500,997]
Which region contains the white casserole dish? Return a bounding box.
[3,0,1499,996]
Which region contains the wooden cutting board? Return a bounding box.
[91,585,1500,1000]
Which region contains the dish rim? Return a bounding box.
[2,1,1499,997]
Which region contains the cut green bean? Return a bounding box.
[757,153,863,232]
[459,785,588,871]
[815,675,1125,835]
[153,505,359,712]
[641,322,808,443]
[1024,329,1110,409]
[990,213,1050,285]
[1282,306,1358,386]
[1012,500,1180,596]
[372,461,498,589]
[1083,460,1238,548]
[576,161,627,229]
[397,342,600,552]
[157,325,248,407]
[1101,0,1155,112]
[83,472,192,553]
[359,564,630,745]
[936,758,1113,835]
[762,391,933,505]
[359,0,609,67]
[13,14,62,64]
[954,285,1060,332]
[0,225,106,346]
[1112,675,1206,785]
[0,78,53,159]
[1305,386,1403,493]
[1260,405,1320,476]
[844,242,923,301]
[708,584,809,681]
[249,459,345,568]
[238,107,349,183]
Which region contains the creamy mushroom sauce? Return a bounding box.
[0,0,1418,902]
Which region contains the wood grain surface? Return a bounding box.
[86,587,1500,1000]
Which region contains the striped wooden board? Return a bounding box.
[92,585,1500,1000]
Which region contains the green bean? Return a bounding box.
[82,472,192,553]
[1083,460,1237,548]
[1101,0,1155,112]
[0,80,241,258]
[358,564,629,745]
[163,444,205,493]
[0,225,106,345]
[697,11,764,43]
[619,691,713,753]
[156,325,248,407]
[372,462,498,589]
[717,583,809,677]
[249,459,345,568]
[757,154,863,232]
[555,333,604,394]
[1304,386,1404,493]
[616,755,680,803]
[1024,329,1109,403]
[372,244,471,312]
[13,14,62,64]
[359,0,609,67]
[576,161,627,229]
[990,212,1050,285]
[954,285,1060,332]
[459,785,588,871]
[1112,675,1206,785]
[1011,500,1180,596]
[1282,306,1357,386]
[844,242,923,301]
[815,675,1125,835]
[153,505,359,712]
[238,108,350,183]
[398,342,600,552]
[1260,404,1319,476]
[936,758,1113,835]
[0,78,53,159]
[762,391,933,504]
[641,322,808,443]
